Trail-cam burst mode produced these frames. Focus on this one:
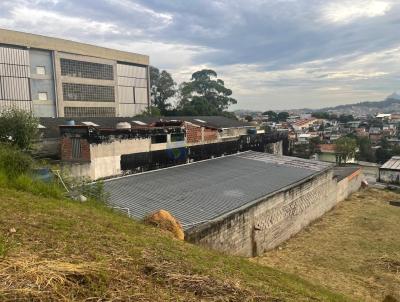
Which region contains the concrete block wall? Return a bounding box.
[379,169,400,184]
[62,136,152,180]
[336,169,363,202]
[186,170,338,257]
[266,141,283,155]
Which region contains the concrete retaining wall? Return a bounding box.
[187,167,363,257]
[186,170,338,257]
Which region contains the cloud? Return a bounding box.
[0,7,123,37]
[0,0,399,110]
[321,0,392,24]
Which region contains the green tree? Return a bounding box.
[338,114,354,123]
[309,136,321,155]
[0,108,39,150]
[244,115,253,122]
[312,112,330,119]
[136,106,161,117]
[178,69,237,115]
[334,137,357,164]
[150,66,176,115]
[356,137,375,162]
[262,110,278,122]
[277,111,289,122]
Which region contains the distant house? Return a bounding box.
[379,156,400,184]
[292,118,319,132]
[347,121,361,129]
[369,127,383,144]
[376,113,392,121]
[317,144,356,164]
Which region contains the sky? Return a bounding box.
[1,0,400,111]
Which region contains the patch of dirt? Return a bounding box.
[374,257,400,274]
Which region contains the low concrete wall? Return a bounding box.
[336,168,363,202]
[266,140,283,155]
[358,161,380,183]
[186,170,338,257]
[379,169,400,184]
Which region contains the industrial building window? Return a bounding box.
[38,92,48,101]
[60,58,114,80]
[151,134,167,144]
[36,66,46,75]
[64,107,116,117]
[71,138,81,159]
[63,83,115,102]
[171,133,185,142]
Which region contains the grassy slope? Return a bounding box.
[257,189,400,302]
[0,187,349,302]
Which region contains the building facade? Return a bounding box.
[0,28,150,117]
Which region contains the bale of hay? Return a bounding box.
[144,210,184,240]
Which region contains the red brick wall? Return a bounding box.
[186,123,202,144]
[203,128,218,142]
[61,136,91,162]
[185,122,218,144]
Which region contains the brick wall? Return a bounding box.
[203,128,218,142]
[185,123,202,144]
[60,136,91,162]
[185,122,218,144]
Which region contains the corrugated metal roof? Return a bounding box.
[104,151,333,230]
[381,156,400,170]
[39,116,251,138]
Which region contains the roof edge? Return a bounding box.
[185,163,334,231]
[0,28,149,65]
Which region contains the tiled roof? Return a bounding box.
[103,151,333,230]
[319,144,336,153]
[293,118,317,126]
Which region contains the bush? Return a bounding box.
[0,108,39,150]
[76,179,110,203]
[0,144,33,178]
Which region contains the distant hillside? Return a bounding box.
[317,92,400,115]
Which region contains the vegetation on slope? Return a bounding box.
[0,186,349,302]
[257,189,400,302]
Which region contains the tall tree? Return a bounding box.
[262,110,278,122]
[178,69,237,115]
[149,66,176,115]
[334,137,357,164]
[277,111,289,122]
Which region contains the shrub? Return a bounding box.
[0,144,33,178]
[0,108,39,150]
[78,180,110,203]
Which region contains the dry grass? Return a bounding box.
[0,186,349,301]
[143,209,185,240]
[0,254,102,301]
[141,250,275,302]
[256,188,400,302]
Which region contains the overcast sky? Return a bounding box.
[1,0,399,110]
